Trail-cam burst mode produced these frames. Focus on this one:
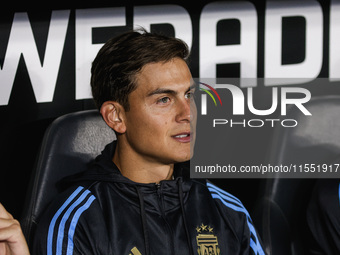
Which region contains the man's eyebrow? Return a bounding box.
[147,88,177,97]
[147,84,197,97]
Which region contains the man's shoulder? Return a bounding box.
[51,185,97,214]
[36,185,99,232]
[205,180,248,214]
[32,185,99,254]
[190,179,249,218]
[202,180,266,255]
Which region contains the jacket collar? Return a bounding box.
[60,141,193,213]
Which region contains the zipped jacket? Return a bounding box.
[33,141,265,255]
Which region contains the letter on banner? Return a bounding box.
[214,84,245,115]
[0,11,70,105]
[133,5,192,49]
[281,87,311,115]
[200,1,257,87]
[75,8,126,100]
[265,0,323,86]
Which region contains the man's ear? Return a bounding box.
[100,101,126,134]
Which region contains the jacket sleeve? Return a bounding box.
[32,186,112,255]
[206,181,266,255]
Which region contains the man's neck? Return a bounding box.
[112,141,174,184]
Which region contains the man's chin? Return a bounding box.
[174,154,191,164]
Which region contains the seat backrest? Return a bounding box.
[20,110,116,247]
[252,95,340,255]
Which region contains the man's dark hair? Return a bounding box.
[91,29,190,110]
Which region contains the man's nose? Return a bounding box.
[176,98,194,123]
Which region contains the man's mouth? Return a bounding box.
[172,132,192,143]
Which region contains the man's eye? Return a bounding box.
[157,97,170,104]
[185,92,195,99]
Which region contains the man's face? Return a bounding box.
[123,57,196,165]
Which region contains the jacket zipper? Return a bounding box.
[156,183,175,255]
